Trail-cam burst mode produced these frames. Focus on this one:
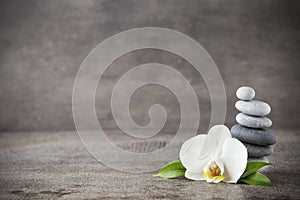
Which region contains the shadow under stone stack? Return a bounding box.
[231,86,277,163]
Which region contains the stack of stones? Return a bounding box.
[231,86,277,162]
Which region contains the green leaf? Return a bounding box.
[153,160,186,179]
[241,162,272,178]
[239,171,273,186]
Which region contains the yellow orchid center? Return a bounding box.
[203,160,225,183]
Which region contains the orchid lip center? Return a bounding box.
[203,159,225,183]
[209,161,221,176]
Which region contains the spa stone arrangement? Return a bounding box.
[231,86,277,163]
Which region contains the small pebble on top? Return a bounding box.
[236,86,255,100]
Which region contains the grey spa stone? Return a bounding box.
[231,124,276,145]
[235,100,271,116]
[248,157,269,163]
[243,142,273,157]
[236,86,255,100]
[236,113,272,128]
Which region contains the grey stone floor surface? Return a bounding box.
[0,130,299,199]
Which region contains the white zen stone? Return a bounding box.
[236,86,255,100]
[235,100,271,116]
[236,113,272,128]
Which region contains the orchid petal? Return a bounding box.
[221,138,248,183]
[179,135,207,173]
[185,170,205,181]
[199,125,231,159]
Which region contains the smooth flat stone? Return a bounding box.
[248,157,269,163]
[236,113,272,128]
[231,124,276,145]
[243,142,273,157]
[235,100,271,116]
[236,86,255,100]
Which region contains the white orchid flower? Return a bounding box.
[179,125,248,183]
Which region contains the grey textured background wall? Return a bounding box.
[0,0,299,132]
